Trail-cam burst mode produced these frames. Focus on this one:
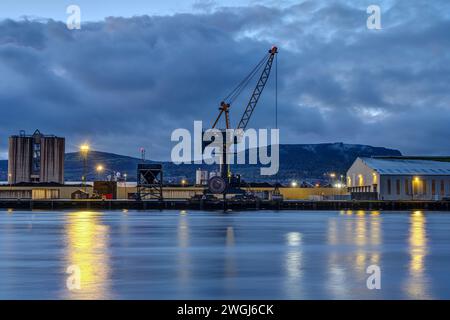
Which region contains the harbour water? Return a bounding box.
[0,209,449,299]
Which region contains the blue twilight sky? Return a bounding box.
[0,0,449,160]
[0,0,259,20]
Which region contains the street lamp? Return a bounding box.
[96,164,104,181]
[181,179,187,186]
[80,144,90,192]
[123,173,128,199]
[291,181,298,188]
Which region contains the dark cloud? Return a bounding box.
[0,0,449,159]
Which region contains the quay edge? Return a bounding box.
[0,199,450,211]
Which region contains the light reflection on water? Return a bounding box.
[284,232,303,298]
[0,209,449,299]
[64,211,111,299]
[326,210,382,299]
[405,211,430,299]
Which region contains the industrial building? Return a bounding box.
[8,130,65,184]
[0,182,343,201]
[347,157,450,200]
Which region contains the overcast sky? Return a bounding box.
[0,0,449,160]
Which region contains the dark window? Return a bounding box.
[32,143,41,175]
[396,180,401,195]
[387,179,391,195]
[441,180,445,196]
[432,180,436,195]
[405,179,410,195]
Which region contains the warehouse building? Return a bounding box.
[8,130,65,184]
[347,157,450,200]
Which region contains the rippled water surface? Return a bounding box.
[0,209,449,299]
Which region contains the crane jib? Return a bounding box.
[237,50,277,131]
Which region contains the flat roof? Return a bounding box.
[360,157,450,175]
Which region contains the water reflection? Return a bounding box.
[327,210,382,298]
[405,211,430,299]
[284,232,303,298]
[177,212,191,290]
[64,211,111,299]
[226,226,235,247]
[224,226,237,284]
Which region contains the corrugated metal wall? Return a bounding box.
[40,137,65,183]
[8,136,33,184]
[8,134,65,184]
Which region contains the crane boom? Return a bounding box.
[237,46,277,130]
[205,46,278,197]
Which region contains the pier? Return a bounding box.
[1,199,449,211]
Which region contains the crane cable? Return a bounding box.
[223,53,270,105]
[275,52,279,189]
[275,51,278,130]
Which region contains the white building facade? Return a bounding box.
[347,157,450,200]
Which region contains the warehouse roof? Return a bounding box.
[360,157,450,175]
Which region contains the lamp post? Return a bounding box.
[124,173,128,199]
[329,172,336,186]
[80,144,90,192]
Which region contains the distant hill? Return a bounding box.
[0,143,401,183]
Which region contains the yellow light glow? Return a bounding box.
[96,165,104,172]
[358,174,364,186]
[80,144,90,153]
[65,211,110,299]
[406,210,430,298]
[330,173,336,178]
[181,179,187,185]
[291,181,298,187]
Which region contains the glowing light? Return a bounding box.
[329,173,336,178]
[286,232,302,247]
[80,144,90,153]
[96,165,104,172]
[291,181,298,188]
[406,210,430,298]
[65,211,110,299]
[358,174,364,186]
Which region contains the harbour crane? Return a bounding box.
[206,46,278,196]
